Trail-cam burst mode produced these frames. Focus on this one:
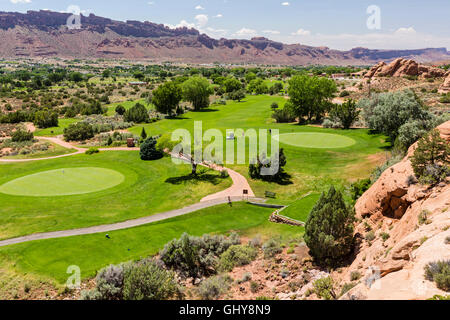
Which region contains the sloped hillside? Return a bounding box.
[338,121,450,300]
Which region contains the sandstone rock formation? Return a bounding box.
[439,71,450,93]
[365,58,447,79]
[338,121,450,300]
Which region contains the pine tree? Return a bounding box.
[304,186,355,265]
[140,127,147,141]
[411,129,449,182]
[140,137,163,161]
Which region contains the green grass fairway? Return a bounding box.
[276,132,356,149]
[281,193,321,222]
[0,202,299,283]
[34,118,79,137]
[0,167,125,197]
[0,152,231,240]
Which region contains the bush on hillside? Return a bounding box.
[160,233,240,283]
[11,129,33,142]
[219,245,258,272]
[124,103,149,123]
[304,186,355,265]
[64,122,94,141]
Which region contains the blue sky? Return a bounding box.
[3,0,450,50]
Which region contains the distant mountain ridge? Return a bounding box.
[0,10,449,65]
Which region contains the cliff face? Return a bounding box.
[339,121,450,300]
[0,10,449,64]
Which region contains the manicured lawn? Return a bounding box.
[0,202,295,283]
[0,167,125,197]
[280,193,321,222]
[129,95,388,200]
[0,151,231,240]
[276,132,356,149]
[106,98,150,116]
[34,118,79,137]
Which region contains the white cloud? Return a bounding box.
[195,5,204,10]
[214,14,223,18]
[10,0,31,3]
[165,20,196,29]
[194,14,208,28]
[148,1,155,5]
[291,28,311,36]
[233,28,258,38]
[281,2,290,6]
[205,27,228,38]
[263,30,281,35]
[395,27,417,35]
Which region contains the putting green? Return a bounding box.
[276,132,356,149]
[0,167,125,197]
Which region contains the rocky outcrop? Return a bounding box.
[0,11,449,64]
[365,58,447,79]
[439,71,450,93]
[338,121,450,300]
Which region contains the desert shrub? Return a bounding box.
[350,178,371,201]
[339,90,350,97]
[313,277,336,300]
[196,275,232,300]
[271,101,296,123]
[359,89,432,140]
[250,281,260,293]
[219,245,257,272]
[160,233,240,283]
[64,122,94,141]
[262,238,282,259]
[11,129,33,142]
[238,272,252,284]
[124,103,149,123]
[340,282,357,297]
[123,259,181,300]
[140,137,163,161]
[424,260,450,291]
[81,264,124,300]
[322,118,342,129]
[248,236,262,248]
[371,153,404,182]
[115,105,126,115]
[380,232,390,242]
[445,236,450,245]
[85,147,99,155]
[304,186,355,265]
[350,271,362,281]
[418,210,431,225]
[271,102,279,110]
[33,109,58,129]
[365,231,375,242]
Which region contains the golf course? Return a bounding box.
[0,95,388,286]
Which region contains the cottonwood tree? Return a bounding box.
[288,75,337,123]
[152,81,182,117]
[181,77,213,110]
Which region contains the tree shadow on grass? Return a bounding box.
[165,170,225,186]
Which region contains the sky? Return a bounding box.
[2,0,450,50]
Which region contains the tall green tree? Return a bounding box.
[330,99,360,129]
[152,81,182,116]
[288,75,336,122]
[304,186,355,265]
[124,103,149,123]
[411,129,450,179]
[223,77,242,93]
[181,77,213,110]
